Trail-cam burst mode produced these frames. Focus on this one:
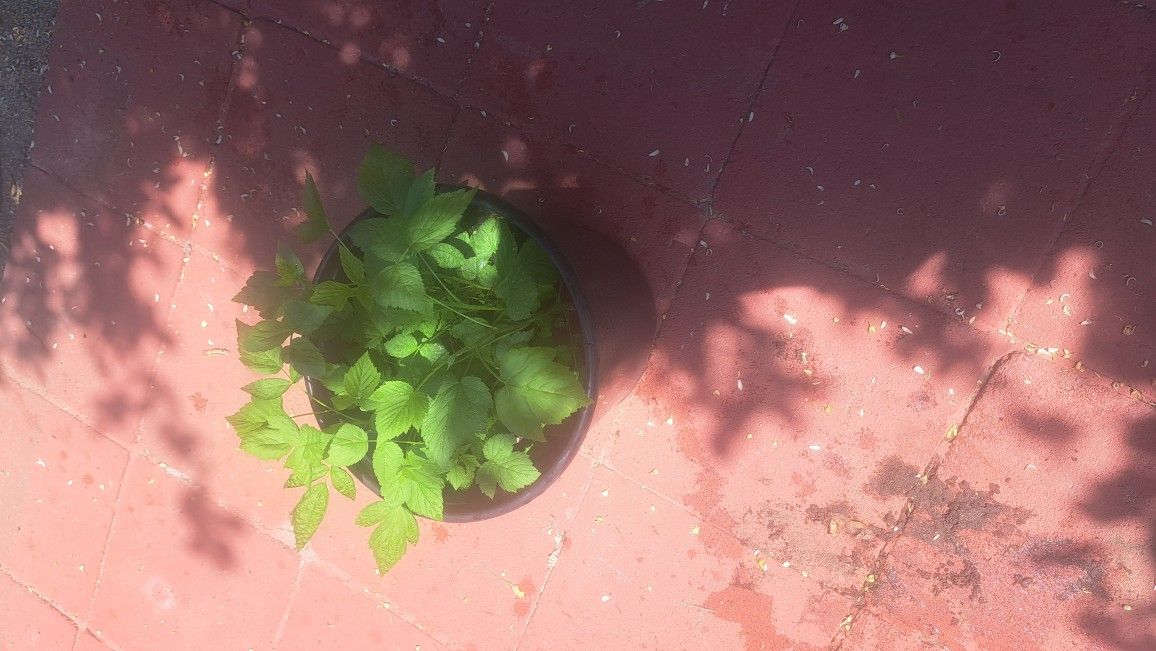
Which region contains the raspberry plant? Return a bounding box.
[227,146,590,573]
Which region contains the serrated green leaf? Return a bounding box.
[228,399,299,459]
[358,145,414,216]
[420,376,492,469]
[342,352,381,404]
[471,217,501,260]
[479,451,540,495]
[241,378,292,400]
[297,171,332,242]
[310,281,354,308]
[365,381,428,440]
[426,242,466,269]
[402,168,435,218]
[284,437,328,486]
[371,441,404,489]
[398,455,444,520]
[368,508,418,573]
[482,433,515,463]
[240,346,283,374]
[404,187,475,251]
[447,453,479,491]
[327,423,369,467]
[239,319,293,353]
[275,243,305,287]
[370,263,428,311]
[291,483,329,550]
[350,219,408,264]
[494,232,540,321]
[338,245,365,283]
[283,338,326,378]
[418,342,448,363]
[232,271,293,319]
[495,347,589,441]
[477,463,498,499]
[283,299,332,336]
[356,500,393,526]
[382,333,419,358]
[331,465,356,500]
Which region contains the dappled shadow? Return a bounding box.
[0,1,1152,639]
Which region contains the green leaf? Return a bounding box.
[232,271,293,318]
[350,219,407,264]
[426,242,466,269]
[404,187,475,251]
[327,423,369,467]
[368,508,418,573]
[227,399,299,459]
[291,483,329,550]
[370,263,428,311]
[356,500,394,526]
[331,466,356,500]
[371,441,404,489]
[238,319,293,353]
[402,168,435,218]
[338,245,365,283]
[418,342,448,363]
[420,376,492,469]
[494,235,540,321]
[365,381,428,440]
[240,429,295,460]
[297,171,332,243]
[358,145,414,216]
[240,346,283,374]
[447,454,479,490]
[284,434,329,486]
[342,352,382,404]
[310,281,354,308]
[483,433,515,463]
[283,338,326,378]
[275,243,305,287]
[241,378,292,400]
[283,300,333,336]
[478,451,540,497]
[494,347,589,441]
[471,217,501,260]
[382,333,419,358]
[398,455,444,520]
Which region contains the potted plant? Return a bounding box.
[227,145,595,573]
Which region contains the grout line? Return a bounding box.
[1004,57,1155,331]
[0,368,133,455]
[77,449,136,638]
[269,555,307,647]
[707,0,803,202]
[647,217,716,347]
[827,349,1020,649]
[451,1,495,101]
[514,458,599,650]
[0,562,85,636]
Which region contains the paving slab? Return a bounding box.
[0,571,78,650]
[0,168,184,443]
[31,0,240,238]
[304,453,596,649]
[203,19,457,270]
[845,352,1155,650]
[89,456,299,649]
[1012,86,1156,400]
[276,565,437,650]
[460,0,796,199]
[716,0,1156,327]
[617,219,1010,592]
[251,0,488,96]
[0,377,127,619]
[522,466,853,650]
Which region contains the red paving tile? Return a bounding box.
[439,109,701,409]
[31,0,240,238]
[72,630,112,651]
[0,378,127,619]
[617,219,1010,591]
[0,572,78,650]
[846,352,1155,650]
[202,20,457,269]
[0,169,185,443]
[715,0,1156,327]
[135,250,309,533]
[89,457,298,649]
[460,1,796,198]
[1012,88,1156,400]
[522,467,852,650]
[276,566,437,650]
[305,453,596,648]
[251,0,488,96]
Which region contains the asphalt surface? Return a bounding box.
[0,0,57,281]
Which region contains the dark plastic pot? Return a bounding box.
[305,187,597,522]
